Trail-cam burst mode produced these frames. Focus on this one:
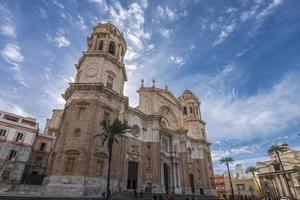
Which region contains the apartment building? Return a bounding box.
[0,110,38,183]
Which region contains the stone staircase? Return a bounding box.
[111,191,219,200]
[0,191,219,200]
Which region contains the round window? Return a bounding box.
[132,125,140,137]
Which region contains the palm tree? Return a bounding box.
[101,118,131,200]
[268,144,294,200]
[220,156,234,199]
[246,166,263,197]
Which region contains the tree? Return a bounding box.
[246,166,263,197]
[101,118,131,199]
[268,144,294,200]
[220,156,234,199]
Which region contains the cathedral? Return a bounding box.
[44,23,216,197]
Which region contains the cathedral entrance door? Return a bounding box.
[127,161,138,189]
[189,174,195,193]
[163,163,170,193]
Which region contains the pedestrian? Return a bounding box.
[154,193,157,200]
[134,189,137,198]
[102,191,106,199]
[185,195,189,200]
[140,189,144,198]
[159,194,163,200]
[169,193,174,200]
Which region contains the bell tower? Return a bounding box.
[46,23,129,194]
[75,22,127,94]
[179,89,207,140]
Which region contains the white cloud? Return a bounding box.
[256,0,283,19]
[126,63,138,70]
[169,56,185,66]
[175,66,300,141]
[53,0,64,9]
[209,23,218,31]
[0,43,27,87]
[125,48,140,62]
[77,15,87,30]
[38,7,47,18]
[128,33,143,49]
[189,44,196,50]
[213,22,236,45]
[147,44,155,51]
[90,0,109,12]
[0,24,16,37]
[0,98,28,117]
[53,35,70,48]
[159,28,173,39]
[1,43,24,63]
[156,6,177,22]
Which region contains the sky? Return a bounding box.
[0,0,300,174]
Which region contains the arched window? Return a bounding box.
[183,107,187,115]
[108,41,116,55]
[162,138,168,152]
[106,75,113,90]
[98,40,103,50]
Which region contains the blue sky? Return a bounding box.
[0,0,300,174]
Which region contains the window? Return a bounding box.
[106,75,113,89]
[96,159,104,176]
[173,145,177,153]
[162,138,168,152]
[0,128,7,140]
[183,107,187,115]
[190,107,193,113]
[132,125,140,137]
[98,40,103,50]
[8,150,17,160]
[39,143,46,151]
[36,156,42,166]
[1,168,11,180]
[236,184,246,191]
[103,112,110,123]
[77,107,86,120]
[65,157,75,173]
[15,132,24,142]
[3,115,19,122]
[108,41,116,55]
[249,186,254,191]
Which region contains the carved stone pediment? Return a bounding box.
[127,145,140,162]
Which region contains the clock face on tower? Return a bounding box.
[85,62,99,78]
[86,67,97,77]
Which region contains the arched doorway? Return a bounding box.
[127,161,138,189]
[163,163,170,193]
[189,174,195,193]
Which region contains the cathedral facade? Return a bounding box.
[45,23,216,197]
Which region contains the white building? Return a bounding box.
[0,110,39,183]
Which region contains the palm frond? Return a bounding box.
[246,166,256,173]
[267,144,285,156]
[220,156,234,164]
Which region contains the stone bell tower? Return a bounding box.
[75,22,127,93]
[46,23,128,196]
[179,89,207,140]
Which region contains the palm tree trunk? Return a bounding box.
[106,141,113,200]
[227,162,234,200]
[252,172,263,197]
[276,151,294,200]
